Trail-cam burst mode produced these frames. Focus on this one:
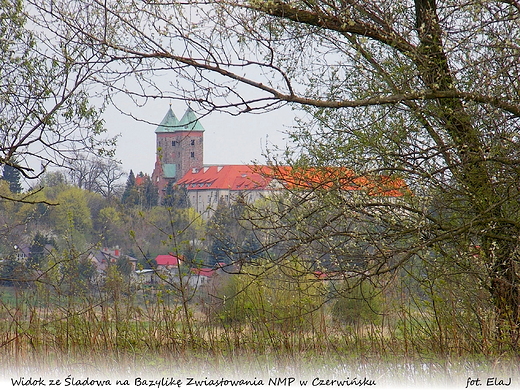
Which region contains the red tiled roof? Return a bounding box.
[177,164,409,197]
[177,165,271,191]
[258,165,409,197]
[191,268,215,277]
[155,254,181,266]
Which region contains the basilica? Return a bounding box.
[151,107,408,218]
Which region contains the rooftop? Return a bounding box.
[155,254,182,266]
[177,165,271,191]
[155,107,204,133]
[177,164,409,196]
[178,107,205,131]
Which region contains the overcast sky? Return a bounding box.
[103,99,296,176]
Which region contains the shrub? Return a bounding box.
[331,279,383,326]
[215,258,326,332]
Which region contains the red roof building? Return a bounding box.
[149,108,409,218]
[190,268,216,278]
[176,164,275,217]
[175,164,408,218]
[155,254,182,268]
[177,165,271,191]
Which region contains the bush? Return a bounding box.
[331,280,383,326]
[215,258,326,332]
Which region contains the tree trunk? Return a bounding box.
[484,228,520,348]
[414,0,520,348]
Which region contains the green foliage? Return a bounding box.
[56,251,96,296]
[162,181,190,208]
[96,206,122,246]
[121,171,158,208]
[216,258,326,331]
[116,255,133,278]
[0,258,29,287]
[103,264,126,300]
[331,280,383,326]
[27,232,55,269]
[52,186,93,234]
[207,198,262,266]
[2,164,22,193]
[138,172,158,208]
[39,171,68,189]
[121,170,138,205]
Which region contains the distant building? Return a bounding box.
[150,107,409,218]
[155,253,182,270]
[151,107,279,217]
[176,164,275,217]
[151,106,204,197]
[90,247,138,274]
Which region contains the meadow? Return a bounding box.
[1,274,518,389]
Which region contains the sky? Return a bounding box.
[103,99,296,177]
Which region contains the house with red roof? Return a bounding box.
[155,253,182,270]
[188,267,216,287]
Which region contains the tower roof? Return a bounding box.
[155,107,205,133]
[178,107,205,131]
[155,107,180,133]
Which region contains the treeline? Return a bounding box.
[0,163,249,286]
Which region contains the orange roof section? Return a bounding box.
[177,164,409,196]
[176,165,271,191]
[257,165,409,197]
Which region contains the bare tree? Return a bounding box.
[95,157,125,199]
[67,151,101,191]
[66,152,124,199]
[1,0,114,188]
[35,0,520,348]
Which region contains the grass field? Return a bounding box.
[1,281,519,389]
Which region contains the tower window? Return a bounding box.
[190,152,195,158]
[172,141,176,146]
[190,139,195,146]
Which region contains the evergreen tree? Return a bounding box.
[28,232,54,269]
[126,171,158,209]
[121,170,139,205]
[0,258,27,287]
[140,173,158,209]
[162,181,189,208]
[2,164,22,193]
[241,233,263,263]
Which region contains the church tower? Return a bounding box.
[151,106,204,195]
